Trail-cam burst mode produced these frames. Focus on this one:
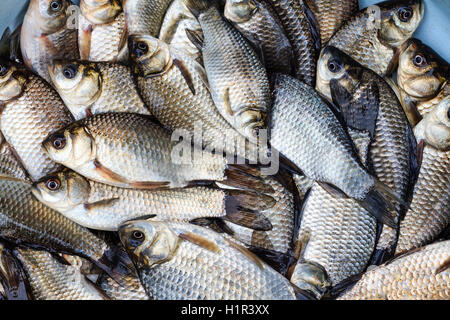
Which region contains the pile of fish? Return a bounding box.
[0,0,448,300]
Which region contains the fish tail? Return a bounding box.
[358,180,405,229]
[181,0,219,18]
[223,189,275,231]
[95,245,136,287]
[220,164,275,195]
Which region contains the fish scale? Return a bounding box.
[124,0,174,37]
[0,74,72,181]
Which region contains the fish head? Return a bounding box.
[414,95,450,151]
[80,0,122,25]
[0,59,27,102]
[317,46,363,100]
[377,0,424,48]
[224,0,257,23]
[48,60,102,108]
[398,39,449,100]
[29,0,72,34]
[42,124,95,168]
[128,34,171,77]
[31,169,90,212]
[119,220,179,270]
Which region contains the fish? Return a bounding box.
[13,247,109,300]
[396,97,450,254]
[0,177,133,281]
[304,0,359,46]
[78,0,128,63]
[158,0,202,60]
[224,0,294,74]
[128,34,265,163]
[318,46,419,264]
[181,0,271,143]
[0,135,31,181]
[123,0,174,37]
[32,168,275,231]
[0,243,32,300]
[97,271,148,300]
[337,240,450,300]
[20,0,79,83]
[48,59,150,120]
[265,0,319,85]
[269,73,399,229]
[327,0,424,77]
[118,219,298,299]
[396,38,449,126]
[291,128,377,299]
[42,112,274,193]
[293,174,313,200]
[0,60,73,181]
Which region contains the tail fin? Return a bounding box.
[220,164,275,194]
[181,0,219,18]
[224,190,275,231]
[95,245,136,287]
[357,180,408,229]
[1,245,33,300]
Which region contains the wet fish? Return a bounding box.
[318,46,418,264]
[338,240,450,300]
[396,97,450,254]
[327,0,424,77]
[291,128,377,299]
[265,0,319,85]
[158,0,202,60]
[48,59,150,120]
[181,0,271,143]
[0,177,132,280]
[396,38,449,125]
[20,0,79,83]
[224,0,294,74]
[124,0,173,37]
[0,60,73,181]
[14,247,108,300]
[304,0,359,46]
[119,219,298,299]
[32,168,275,231]
[269,73,399,228]
[0,136,30,181]
[0,243,31,300]
[128,34,264,163]
[97,271,148,300]
[78,0,128,63]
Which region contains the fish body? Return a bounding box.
[265,0,318,85]
[327,0,424,76]
[119,220,297,300]
[269,74,396,228]
[42,112,228,189]
[0,62,73,181]
[98,272,148,300]
[292,128,377,298]
[123,0,173,37]
[49,60,150,120]
[305,0,358,46]
[129,35,263,163]
[182,0,270,143]
[0,140,30,181]
[78,0,128,63]
[317,46,418,262]
[224,0,294,74]
[338,241,450,300]
[158,0,202,60]
[20,0,79,83]
[15,248,108,300]
[396,98,450,253]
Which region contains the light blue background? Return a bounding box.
[0,0,448,61]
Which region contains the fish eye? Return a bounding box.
[0,64,9,77]
[52,135,66,150]
[63,64,78,79]
[412,54,427,67]
[327,59,342,73]
[50,0,62,12]
[133,42,149,58]
[45,178,61,191]
[132,230,145,241]
[398,7,413,22]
